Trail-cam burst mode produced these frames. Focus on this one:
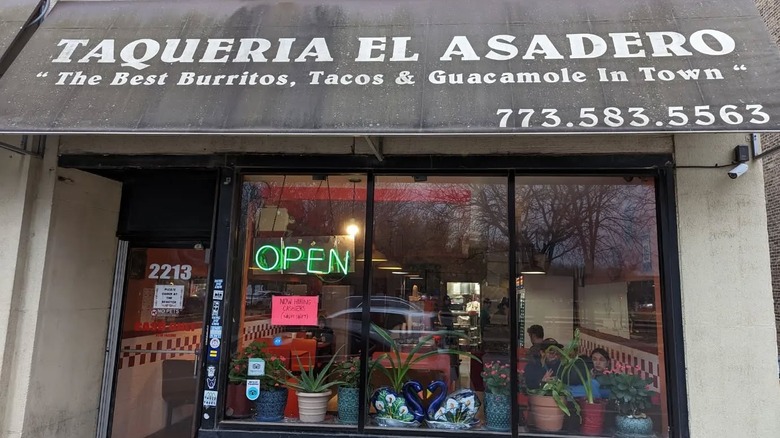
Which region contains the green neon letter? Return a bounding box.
[283,246,304,270]
[329,249,350,275]
[307,248,328,274]
[255,245,281,271]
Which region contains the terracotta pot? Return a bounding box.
[578,399,606,436]
[529,394,565,432]
[297,390,332,423]
[225,382,252,418]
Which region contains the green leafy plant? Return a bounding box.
[529,377,580,418]
[370,323,479,393]
[279,347,346,393]
[228,341,288,391]
[597,361,654,417]
[481,360,510,396]
[544,329,594,404]
[334,356,361,388]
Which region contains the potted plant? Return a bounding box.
[598,361,655,437]
[227,351,252,418]
[528,377,578,432]
[369,323,479,427]
[234,342,289,422]
[544,329,605,435]
[481,360,511,431]
[333,356,361,424]
[278,348,345,423]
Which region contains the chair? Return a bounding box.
[289,338,317,371]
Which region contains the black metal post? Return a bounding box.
[357,173,376,432]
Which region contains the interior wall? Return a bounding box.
[577,282,630,338]
[20,167,121,437]
[522,275,573,347]
[674,133,780,437]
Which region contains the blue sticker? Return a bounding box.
[213,279,224,290]
[273,336,282,346]
[210,325,222,339]
[246,380,260,401]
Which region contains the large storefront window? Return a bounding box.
[231,174,366,428]
[366,176,509,432]
[228,173,668,438]
[515,176,667,437]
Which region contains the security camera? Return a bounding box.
[728,163,749,179]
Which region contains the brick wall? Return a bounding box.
[755,0,780,351]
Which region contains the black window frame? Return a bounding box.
[191,153,688,438]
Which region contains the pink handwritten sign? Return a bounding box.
[271,296,319,326]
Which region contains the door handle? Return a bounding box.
[194,348,201,376]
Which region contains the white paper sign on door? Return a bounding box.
[153,284,185,309]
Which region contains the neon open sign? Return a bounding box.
[253,236,354,275]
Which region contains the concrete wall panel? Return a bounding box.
[18,167,121,438]
[674,133,780,438]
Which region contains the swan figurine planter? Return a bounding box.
[425,381,481,430]
[371,381,424,427]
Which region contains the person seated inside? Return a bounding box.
[525,324,545,360]
[523,338,600,399]
[589,347,612,398]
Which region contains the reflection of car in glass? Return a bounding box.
[245,286,277,308]
[326,296,437,353]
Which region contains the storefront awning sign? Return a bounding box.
[0,0,41,60]
[1,0,780,134]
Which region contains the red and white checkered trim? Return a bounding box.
[242,317,283,343]
[579,333,661,392]
[118,331,201,369]
[117,318,283,369]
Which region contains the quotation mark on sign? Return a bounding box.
[36,72,48,78]
[733,65,747,71]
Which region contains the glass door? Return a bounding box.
[110,247,209,438]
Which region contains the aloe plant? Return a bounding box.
[370,323,479,393]
[279,347,346,393]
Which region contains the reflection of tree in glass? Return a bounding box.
[373,181,506,280]
[506,182,656,276]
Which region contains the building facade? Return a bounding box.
[1,1,780,438]
[756,0,780,355]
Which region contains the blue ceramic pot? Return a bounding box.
[338,386,360,424]
[484,392,511,431]
[615,415,654,437]
[254,388,287,422]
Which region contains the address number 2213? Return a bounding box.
[148,263,192,280]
